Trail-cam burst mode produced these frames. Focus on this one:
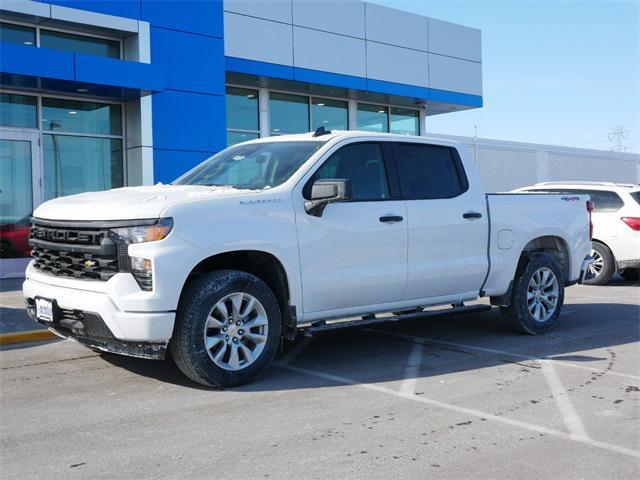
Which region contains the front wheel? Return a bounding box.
[501,254,565,335]
[170,270,281,388]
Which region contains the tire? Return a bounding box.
[170,270,281,388]
[500,254,565,335]
[583,242,615,285]
[620,269,639,282]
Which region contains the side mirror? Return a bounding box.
[304,179,351,217]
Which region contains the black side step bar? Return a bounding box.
[303,304,492,337]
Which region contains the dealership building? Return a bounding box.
[0,0,638,277]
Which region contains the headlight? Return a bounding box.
[111,217,173,244]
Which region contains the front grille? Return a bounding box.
[29,220,120,281]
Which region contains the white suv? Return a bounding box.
[519,182,640,284]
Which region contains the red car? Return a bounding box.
[0,218,31,258]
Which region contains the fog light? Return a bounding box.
[130,257,153,291]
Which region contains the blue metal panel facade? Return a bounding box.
[1,1,483,184]
[17,0,228,184]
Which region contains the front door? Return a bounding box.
[0,130,41,278]
[294,142,408,316]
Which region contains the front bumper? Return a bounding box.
[23,276,175,357]
[46,323,167,360]
[618,259,640,271]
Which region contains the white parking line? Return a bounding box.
[399,341,423,395]
[539,359,589,440]
[276,363,640,459]
[367,329,640,381]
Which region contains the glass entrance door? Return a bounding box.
[0,130,40,277]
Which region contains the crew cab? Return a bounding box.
[23,131,593,387]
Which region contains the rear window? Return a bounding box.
[394,144,467,199]
[630,191,640,205]
[526,188,624,212]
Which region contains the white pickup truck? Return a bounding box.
[24,131,593,387]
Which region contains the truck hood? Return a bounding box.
[33,185,258,221]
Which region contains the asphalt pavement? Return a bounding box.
[0,278,638,479]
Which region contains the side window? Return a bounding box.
[583,190,624,212]
[524,188,624,213]
[394,144,467,199]
[308,143,390,201]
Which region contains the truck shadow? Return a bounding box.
[102,301,640,390]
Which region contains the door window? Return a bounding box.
[309,143,390,201]
[394,143,467,199]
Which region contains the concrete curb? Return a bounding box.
[0,329,57,345]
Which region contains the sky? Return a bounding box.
[370,0,639,152]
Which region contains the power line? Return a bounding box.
[608,126,633,153]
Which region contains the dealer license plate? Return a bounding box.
[35,298,54,323]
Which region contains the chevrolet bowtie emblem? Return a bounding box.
[84,260,97,268]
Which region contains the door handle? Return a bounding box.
[463,212,482,219]
[379,215,404,223]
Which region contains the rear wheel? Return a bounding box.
[170,270,281,388]
[584,242,615,285]
[501,254,565,334]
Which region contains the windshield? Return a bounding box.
[174,141,325,189]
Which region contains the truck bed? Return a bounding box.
[481,192,592,296]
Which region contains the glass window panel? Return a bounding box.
[227,131,259,147]
[395,144,464,199]
[40,29,120,58]
[226,87,259,132]
[0,139,33,258]
[176,141,325,190]
[0,93,37,128]
[0,22,36,46]
[43,135,123,200]
[527,188,625,212]
[42,98,122,135]
[311,98,348,131]
[357,104,388,132]
[269,92,309,134]
[390,107,419,135]
[310,143,389,201]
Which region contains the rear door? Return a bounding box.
[391,142,489,299]
[294,141,408,314]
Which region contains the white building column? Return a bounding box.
[348,99,358,130]
[259,88,269,137]
[419,108,427,136]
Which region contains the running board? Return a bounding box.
[302,304,492,337]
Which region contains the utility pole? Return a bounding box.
[608,126,633,153]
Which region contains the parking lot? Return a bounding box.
[1,279,638,479]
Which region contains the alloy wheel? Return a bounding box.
[203,292,269,371]
[527,267,559,323]
[587,249,604,278]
